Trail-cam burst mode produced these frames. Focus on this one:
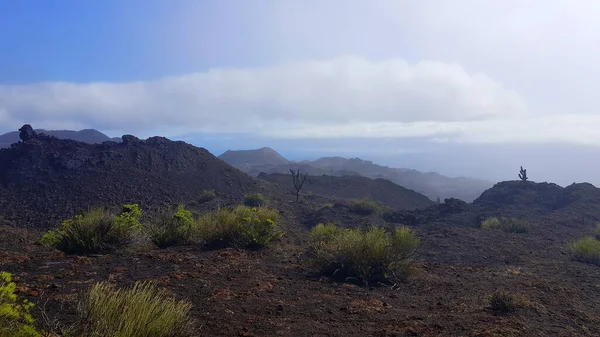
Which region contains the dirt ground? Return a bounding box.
[2,201,600,337]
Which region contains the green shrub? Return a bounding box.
[0,272,40,337]
[78,280,193,337]
[40,205,143,254]
[349,200,380,216]
[195,206,280,249]
[569,236,600,265]
[481,217,528,233]
[309,224,420,285]
[488,291,516,315]
[243,193,267,207]
[145,205,195,248]
[198,190,217,203]
[595,223,600,237]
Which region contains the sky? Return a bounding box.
[1,0,600,184]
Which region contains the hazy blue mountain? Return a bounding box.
[218,148,494,202]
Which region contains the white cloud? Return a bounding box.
[0,56,528,138]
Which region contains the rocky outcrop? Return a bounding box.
[0,125,259,228]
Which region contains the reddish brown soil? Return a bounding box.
[3,197,600,337]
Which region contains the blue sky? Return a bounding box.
[2,1,600,184]
[0,0,273,83]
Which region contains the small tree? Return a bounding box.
[290,169,308,202]
[518,166,528,182]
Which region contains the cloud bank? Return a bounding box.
[0,56,536,141]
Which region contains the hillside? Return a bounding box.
[0,127,121,148]
[218,147,289,166]
[0,125,259,228]
[219,148,494,202]
[258,172,434,210]
[2,127,600,335]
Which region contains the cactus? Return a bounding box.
[290,169,308,202]
[518,166,528,182]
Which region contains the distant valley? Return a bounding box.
[219,147,494,202]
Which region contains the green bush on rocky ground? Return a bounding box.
[0,272,40,337]
[348,199,380,216]
[480,217,528,233]
[569,236,600,265]
[78,280,193,337]
[309,223,420,285]
[195,206,280,249]
[40,204,143,254]
[145,205,195,248]
[243,193,267,207]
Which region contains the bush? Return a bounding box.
[195,206,280,249]
[569,236,600,265]
[488,291,516,315]
[198,190,217,203]
[349,200,380,216]
[481,217,528,233]
[40,205,143,254]
[243,193,267,207]
[145,205,195,248]
[0,272,40,337]
[309,224,420,285]
[78,280,193,337]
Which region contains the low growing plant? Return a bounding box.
[0,272,40,337]
[349,200,380,216]
[488,291,516,315]
[145,205,195,248]
[78,280,193,337]
[195,206,280,249]
[481,217,528,233]
[243,193,267,207]
[569,236,600,265]
[198,190,217,203]
[40,204,143,254]
[309,224,420,285]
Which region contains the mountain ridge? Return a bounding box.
[218,148,494,202]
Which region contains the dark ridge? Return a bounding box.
[258,172,435,211]
[0,125,259,228]
[0,126,121,148]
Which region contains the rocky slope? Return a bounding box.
[258,172,434,211]
[0,125,259,228]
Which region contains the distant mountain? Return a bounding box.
[219,148,494,202]
[218,147,289,166]
[0,128,121,148]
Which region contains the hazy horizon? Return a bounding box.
[2,1,600,186]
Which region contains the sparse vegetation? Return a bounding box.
[195,206,280,249]
[243,193,267,207]
[145,205,195,248]
[78,280,193,337]
[349,199,380,216]
[488,291,516,315]
[40,204,143,254]
[309,224,420,285]
[569,236,600,265]
[290,169,308,202]
[198,189,217,203]
[480,217,528,233]
[0,272,40,337]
